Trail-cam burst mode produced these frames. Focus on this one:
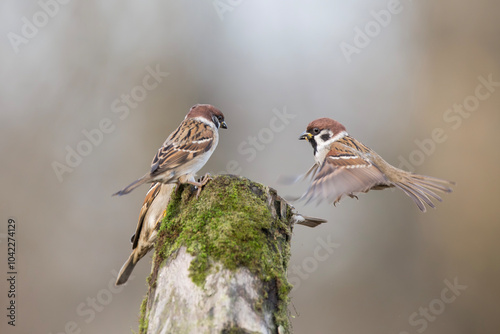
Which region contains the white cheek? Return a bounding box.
[329,130,348,143]
[314,130,348,164]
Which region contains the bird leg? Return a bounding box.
[186,173,213,198]
[198,173,213,186]
[333,193,358,206]
[174,182,183,195]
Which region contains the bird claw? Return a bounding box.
[190,173,213,199]
[194,187,202,199]
[198,173,213,186]
[333,193,358,206]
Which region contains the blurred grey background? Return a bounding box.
[1,1,499,333]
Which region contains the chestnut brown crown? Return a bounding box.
[306,118,346,136]
[187,104,227,129]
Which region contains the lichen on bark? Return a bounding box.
[139,175,296,333]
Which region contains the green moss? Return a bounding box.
[151,175,293,332]
[138,295,149,334]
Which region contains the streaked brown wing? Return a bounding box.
[132,183,162,249]
[278,163,319,185]
[150,119,214,175]
[300,142,390,204]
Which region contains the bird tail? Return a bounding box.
[115,252,138,286]
[393,172,455,212]
[113,175,150,196]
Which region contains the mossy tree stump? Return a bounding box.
[139,175,299,334]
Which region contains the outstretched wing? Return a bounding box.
[277,163,319,185]
[299,141,390,204]
[150,119,215,176]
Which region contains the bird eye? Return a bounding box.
[312,128,320,134]
[218,116,223,121]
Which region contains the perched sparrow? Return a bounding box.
[116,182,176,285]
[290,118,454,212]
[113,104,227,196]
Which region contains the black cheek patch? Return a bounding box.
[310,138,318,155]
[321,133,330,142]
[212,115,220,128]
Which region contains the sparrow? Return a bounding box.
[116,182,176,285]
[289,118,455,212]
[113,104,227,197]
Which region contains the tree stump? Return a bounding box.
[139,175,301,334]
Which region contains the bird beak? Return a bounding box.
[299,132,312,141]
[220,121,228,129]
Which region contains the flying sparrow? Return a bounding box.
[289,118,454,212]
[113,104,227,196]
[116,182,176,285]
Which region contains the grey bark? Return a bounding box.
[146,247,280,334]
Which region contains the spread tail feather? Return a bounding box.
[394,173,455,212]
